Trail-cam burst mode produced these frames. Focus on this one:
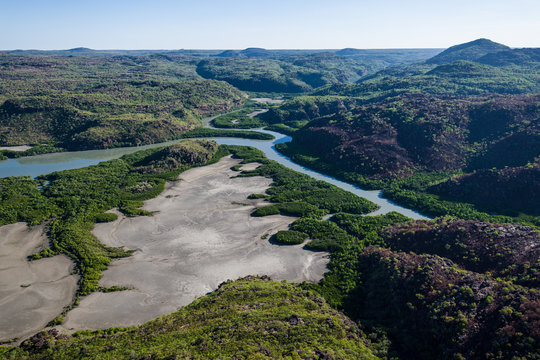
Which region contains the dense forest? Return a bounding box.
[1,38,539,359]
[255,92,539,224]
[0,53,248,150]
[0,47,441,152]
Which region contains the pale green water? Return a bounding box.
[0,130,429,220]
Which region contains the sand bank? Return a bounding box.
[0,145,32,152]
[246,109,269,117]
[62,156,328,330]
[0,223,78,342]
[250,98,284,104]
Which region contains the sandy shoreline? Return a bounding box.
[0,145,32,152]
[0,223,78,342]
[251,98,284,104]
[62,156,328,331]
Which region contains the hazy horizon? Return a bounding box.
[1,0,539,50]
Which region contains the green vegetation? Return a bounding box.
[0,144,66,159]
[94,212,118,223]
[181,127,274,140]
[272,93,540,226]
[0,140,220,299]
[290,218,352,252]
[210,105,269,129]
[0,53,245,151]
[0,177,60,226]
[2,277,378,360]
[235,159,378,217]
[272,230,308,245]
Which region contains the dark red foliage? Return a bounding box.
[351,246,540,359]
[384,218,540,287]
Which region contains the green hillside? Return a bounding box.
[1,277,378,360]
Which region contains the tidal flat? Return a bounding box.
[62,156,328,330]
[0,223,78,342]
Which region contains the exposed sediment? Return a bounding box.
[62,156,328,330]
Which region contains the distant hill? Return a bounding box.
[313,39,540,98]
[426,38,510,64]
[65,47,93,52]
[478,47,540,66]
[425,60,503,77]
[215,47,273,58]
[336,48,443,65]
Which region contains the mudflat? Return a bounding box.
[0,145,32,152]
[250,98,284,104]
[0,223,78,342]
[62,156,328,330]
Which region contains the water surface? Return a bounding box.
[0,131,428,219]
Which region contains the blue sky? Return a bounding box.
[1,0,538,49]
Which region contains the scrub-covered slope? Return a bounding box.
[0,53,246,149]
[3,277,378,360]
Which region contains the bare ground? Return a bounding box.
[250,98,284,104]
[0,145,32,152]
[0,223,78,342]
[62,156,328,331]
[246,109,269,117]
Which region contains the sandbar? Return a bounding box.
[0,145,32,152]
[0,223,78,342]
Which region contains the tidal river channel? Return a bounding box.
[0,129,428,219]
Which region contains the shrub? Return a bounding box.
[273,230,308,245]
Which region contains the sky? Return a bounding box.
[1,0,539,50]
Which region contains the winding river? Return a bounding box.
[0,127,428,219]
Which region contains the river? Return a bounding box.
[0,129,428,219]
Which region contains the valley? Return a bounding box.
[0,37,538,359]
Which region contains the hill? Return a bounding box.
[431,165,540,216]
[313,39,539,98]
[1,277,378,359]
[426,38,510,64]
[0,53,245,149]
[195,55,388,93]
[215,47,273,58]
[270,94,540,221]
[348,246,539,359]
[280,94,539,177]
[478,47,540,67]
[384,218,540,287]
